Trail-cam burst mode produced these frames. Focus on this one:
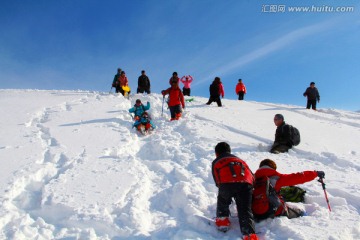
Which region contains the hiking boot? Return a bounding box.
[215,217,230,232]
[243,233,259,240]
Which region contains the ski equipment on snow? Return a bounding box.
[318,177,331,212]
[161,95,165,116]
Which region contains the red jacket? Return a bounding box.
[162,86,185,108]
[254,166,318,216]
[118,76,128,87]
[212,153,254,186]
[219,83,225,98]
[235,83,246,94]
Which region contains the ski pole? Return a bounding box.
[161,95,165,116]
[318,177,331,212]
[109,87,113,94]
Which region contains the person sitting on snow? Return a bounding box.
[270,114,294,154]
[129,99,150,120]
[133,112,155,132]
[252,159,325,221]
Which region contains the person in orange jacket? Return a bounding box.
[161,80,185,121]
[252,159,325,221]
[235,79,247,100]
[115,71,130,96]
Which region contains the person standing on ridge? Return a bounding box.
[112,68,122,93]
[115,71,130,96]
[180,75,193,96]
[235,79,247,100]
[137,70,151,94]
[169,72,180,85]
[303,82,320,110]
[206,77,224,107]
[211,142,258,240]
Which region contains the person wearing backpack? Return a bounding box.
[161,79,185,121]
[211,142,258,240]
[270,114,300,154]
[235,79,247,100]
[206,77,224,107]
[252,159,325,221]
[129,99,150,120]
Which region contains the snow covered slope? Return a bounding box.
[0,89,359,239]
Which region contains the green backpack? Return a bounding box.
[280,186,306,203]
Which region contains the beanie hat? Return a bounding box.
[310,82,315,85]
[215,142,231,155]
[259,159,277,170]
[274,114,284,121]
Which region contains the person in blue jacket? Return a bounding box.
[133,112,155,133]
[129,99,150,120]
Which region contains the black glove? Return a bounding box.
[317,171,325,179]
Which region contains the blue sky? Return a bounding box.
[1,0,359,111]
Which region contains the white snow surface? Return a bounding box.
[0,89,359,240]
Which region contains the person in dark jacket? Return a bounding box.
[252,159,325,221]
[112,68,122,93]
[270,114,293,154]
[303,82,320,110]
[212,142,258,240]
[137,70,151,94]
[206,77,225,107]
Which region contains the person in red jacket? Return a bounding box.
[235,79,247,100]
[115,71,130,96]
[212,142,258,240]
[161,80,185,121]
[252,159,325,221]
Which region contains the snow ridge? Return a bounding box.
[0,90,359,239]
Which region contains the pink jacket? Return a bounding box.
[180,76,193,89]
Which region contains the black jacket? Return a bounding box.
[138,75,150,89]
[303,87,320,101]
[274,122,292,147]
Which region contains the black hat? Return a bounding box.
[136,99,141,104]
[310,82,315,85]
[215,142,231,155]
[274,114,284,120]
[173,72,178,76]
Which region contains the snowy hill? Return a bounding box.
[0,89,359,240]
